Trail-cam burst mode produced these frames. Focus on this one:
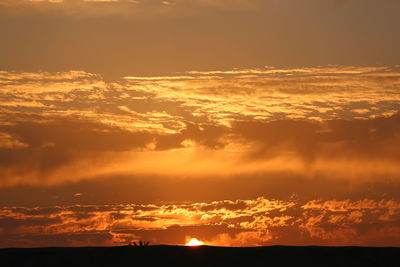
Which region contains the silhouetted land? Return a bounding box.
[1,245,399,267]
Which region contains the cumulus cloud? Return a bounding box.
[1,197,399,247]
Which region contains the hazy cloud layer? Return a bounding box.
[1,0,400,78]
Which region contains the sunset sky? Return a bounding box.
[1,0,400,247]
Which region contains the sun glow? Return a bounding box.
[185,238,204,246]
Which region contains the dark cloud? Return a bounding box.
[155,122,227,150]
[1,231,116,248]
[0,119,153,172]
[231,112,400,161]
[0,217,62,233]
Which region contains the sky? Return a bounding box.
[0,0,400,247]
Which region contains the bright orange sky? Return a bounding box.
[0,0,400,247]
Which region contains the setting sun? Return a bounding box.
[185,238,204,246]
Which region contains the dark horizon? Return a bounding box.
[2,245,400,267]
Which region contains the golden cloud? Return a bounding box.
[1,197,399,247]
[0,67,399,189]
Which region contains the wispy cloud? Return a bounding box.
[0,66,399,188]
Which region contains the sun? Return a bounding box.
[185,238,204,246]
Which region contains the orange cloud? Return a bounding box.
[1,197,399,247]
[1,113,400,188]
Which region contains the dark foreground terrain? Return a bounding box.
[1,245,399,267]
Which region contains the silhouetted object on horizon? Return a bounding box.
[129,240,150,247]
